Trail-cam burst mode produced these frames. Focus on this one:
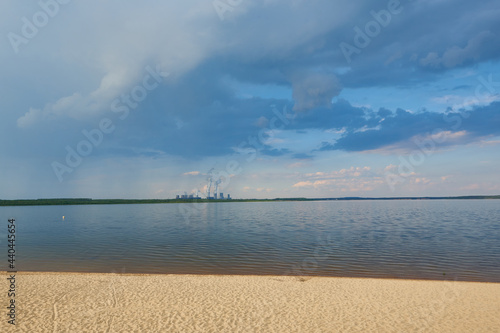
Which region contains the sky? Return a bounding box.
[1,0,499,199]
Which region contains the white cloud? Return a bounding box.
[293,166,380,192]
[292,181,313,188]
[17,108,43,128]
[183,171,201,176]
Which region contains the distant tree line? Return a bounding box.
[0,196,499,207]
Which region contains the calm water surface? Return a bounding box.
[1,200,499,282]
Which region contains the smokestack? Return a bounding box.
[207,177,212,199]
[214,178,221,200]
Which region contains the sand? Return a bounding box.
[2,272,499,332]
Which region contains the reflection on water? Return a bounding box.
[1,200,499,282]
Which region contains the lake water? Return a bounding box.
[1,200,499,282]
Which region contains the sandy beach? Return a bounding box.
[2,272,499,332]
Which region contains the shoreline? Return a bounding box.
[6,270,500,284]
[2,272,499,332]
[2,195,500,207]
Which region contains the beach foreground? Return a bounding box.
[2,272,499,332]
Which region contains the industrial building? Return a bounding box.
[176,174,231,200]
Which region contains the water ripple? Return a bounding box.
[3,200,500,282]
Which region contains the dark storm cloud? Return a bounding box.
[100,62,294,158]
[292,153,314,160]
[323,102,500,152]
[2,0,500,165]
[331,0,500,87]
[289,99,375,131]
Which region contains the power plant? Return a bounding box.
[204,173,231,200]
[175,171,231,200]
[175,193,201,200]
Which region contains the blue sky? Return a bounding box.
[1,0,499,199]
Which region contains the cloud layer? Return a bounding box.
[1,0,499,198]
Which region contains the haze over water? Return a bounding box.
[2,200,499,282]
